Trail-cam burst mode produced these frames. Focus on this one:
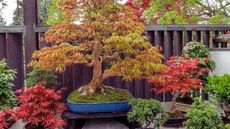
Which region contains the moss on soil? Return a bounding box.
[68,88,133,103]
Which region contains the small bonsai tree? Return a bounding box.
[14,83,66,129]
[26,68,59,88]
[128,98,167,129]
[29,0,166,95]
[149,56,207,112]
[0,59,16,110]
[182,41,215,72]
[184,98,224,129]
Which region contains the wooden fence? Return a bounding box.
[0,0,230,101]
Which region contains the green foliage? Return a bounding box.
[0,59,16,110]
[206,74,230,104]
[182,41,216,72]
[184,98,223,129]
[26,68,59,88]
[45,0,63,25]
[128,98,168,129]
[68,88,133,103]
[225,124,230,129]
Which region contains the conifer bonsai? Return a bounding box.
[29,0,166,96]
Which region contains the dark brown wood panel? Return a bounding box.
[6,33,24,91]
[174,31,183,56]
[184,31,192,45]
[203,31,210,47]
[0,34,6,59]
[194,31,201,42]
[23,0,38,72]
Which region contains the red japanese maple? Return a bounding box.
[125,0,150,22]
[14,83,67,129]
[0,109,13,129]
[149,56,207,112]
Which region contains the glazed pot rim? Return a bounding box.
[67,100,129,104]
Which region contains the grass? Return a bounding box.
[68,88,133,103]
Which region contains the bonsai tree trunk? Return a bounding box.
[78,42,108,95]
[170,91,179,113]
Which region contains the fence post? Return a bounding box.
[23,0,38,72]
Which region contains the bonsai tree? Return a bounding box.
[26,68,59,88]
[206,74,230,118]
[128,98,167,129]
[184,98,224,129]
[29,0,166,95]
[0,109,13,129]
[0,59,16,110]
[14,83,66,129]
[149,56,207,112]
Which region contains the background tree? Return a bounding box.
[29,0,167,95]
[126,0,230,24]
[0,0,7,26]
[12,0,52,25]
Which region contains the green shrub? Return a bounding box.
[26,68,59,88]
[184,98,223,129]
[206,74,230,104]
[128,98,168,129]
[0,59,16,110]
[182,41,216,72]
[225,124,230,129]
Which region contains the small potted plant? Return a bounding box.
[149,56,207,126]
[206,74,230,118]
[128,98,168,129]
[184,98,224,129]
[14,83,66,129]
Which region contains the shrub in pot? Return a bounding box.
[26,68,59,88]
[14,83,66,129]
[0,59,16,111]
[149,56,207,113]
[206,74,230,117]
[184,98,224,129]
[128,98,167,129]
[182,41,215,99]
[29,0,167,113]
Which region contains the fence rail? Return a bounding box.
[0,0,230,101]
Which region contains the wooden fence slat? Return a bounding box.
[134,80,144,98]
[174,31,183,56]
[6,33,24,91]
[184,31,192,45]
[0,34,6,59]
[163,31,173,102]
[203,31,210,47]
[194,31,201,42]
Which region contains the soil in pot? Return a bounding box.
[68,88,133,103]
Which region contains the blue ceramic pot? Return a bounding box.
[67,100,130,113]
